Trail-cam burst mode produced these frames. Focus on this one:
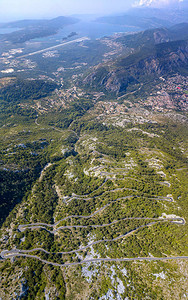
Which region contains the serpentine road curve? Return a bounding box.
[1,216,186,266]
[18,196,178,234]
[2,219,184,255]
[1,179,186,267]
[18,216,185,234]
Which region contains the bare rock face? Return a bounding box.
[153,30,170,44]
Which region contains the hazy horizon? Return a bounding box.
[0,0,186,22]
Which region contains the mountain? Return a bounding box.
[0,14,188,300]
[168,23,188,41]
[0,16,79,43]
[0,16,79,29]
[96,3,188,31]
[116,23,188,49]
[84,30,188,94]
[128,5,188,24]
[96,14,173,30]
[0,19,49,29]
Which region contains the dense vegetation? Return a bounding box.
[0,166,41,226]
[0,23,188,299]
[0,79,58,103]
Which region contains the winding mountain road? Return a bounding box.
[18,191,178,234]
[117,83,143,100]
[1,215,185,267]
[18,216,185,234]
[4,219,184,254]
[18,196,134,232]
[1,251,187,268]
[1,157,186,268]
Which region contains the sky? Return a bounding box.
[0,0,186,22]
[135,0,184,6]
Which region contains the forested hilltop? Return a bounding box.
[0,19,188,300]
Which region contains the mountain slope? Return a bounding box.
[0,16,79,43]
[96,14,173,30]
[84,39,188,94]
[0,16,79,29]
[115,23,188,49]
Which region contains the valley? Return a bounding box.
[0,14,188,300]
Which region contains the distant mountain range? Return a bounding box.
[96,15,173,30]
[128,4,188,22]
[96,4,188,29]
[1,3,187,44]
[84,23,188,94]
[0,16,79,29]
[0,16,79,43]
[116,23,188,48]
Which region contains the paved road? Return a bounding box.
[2,223,155,259]
[70,178,108,198]
[1,217,182,266]
[117,84,143,100]
[18,216,185,234]
[2,220,178,256]
[1,250,187,268]
[18,195,135,232]
[18,188,183,233]
[1,199,185,267]
[18,37,90,59]
[66,187,137,204]
[1,155,186,268]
